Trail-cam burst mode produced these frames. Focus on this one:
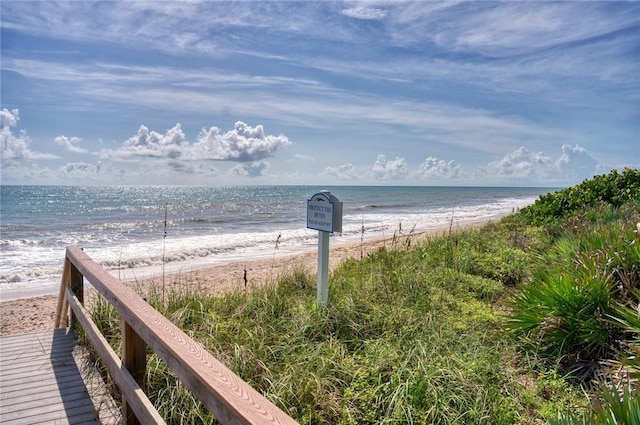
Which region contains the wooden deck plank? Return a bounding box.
[0,397,99,423]
[1,377,90,404]
[0,329,114,425]
[0,344,76,362]
[4,389,93,408]
[0,364,83,386]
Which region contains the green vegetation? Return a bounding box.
[507,203,640,377]
[88,168,639,424]
[519,167,640,225]
[508,169,640,424]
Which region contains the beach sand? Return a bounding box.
[0,220,491,336]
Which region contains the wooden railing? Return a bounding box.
[55,245,299,425]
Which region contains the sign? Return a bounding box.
[307,190,343,308]
[307,192,334,233]
[307,191,342,233]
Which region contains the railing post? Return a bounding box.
[69,261,84,331]
[122,321,147,425]
[55,258,71,328]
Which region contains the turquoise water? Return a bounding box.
[0,185,553,298]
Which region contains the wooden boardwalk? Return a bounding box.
[0,329,118,424]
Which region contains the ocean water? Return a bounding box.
[0,185,553,299]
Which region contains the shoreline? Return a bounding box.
[0,218,497,336]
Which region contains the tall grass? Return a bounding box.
[90,221,579,424]
[84,170,638,424]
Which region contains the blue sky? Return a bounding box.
[1,1,638,186]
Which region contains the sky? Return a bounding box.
[1,1,639,187]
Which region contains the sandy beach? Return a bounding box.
[0,221,489,336]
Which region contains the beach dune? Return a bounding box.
[0,232,390,335]
[0,221,491,336]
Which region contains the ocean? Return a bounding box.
[0,185,553,300]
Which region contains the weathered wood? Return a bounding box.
[55,259,71,328]
[0,329,101,425]
[122,320,148,425]
[65,288,165,425]
[69,260,84,331]
[65,245,299,425]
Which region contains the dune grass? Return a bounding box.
[86,170,639,424]
[89,218,582,424]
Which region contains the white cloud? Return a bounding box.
[101,121,290,165]
[555,144,598,182]
[385,2,640,57]
[323,163,360,180]
[417,156,462,179]
[0,56,576,158]
[370,154,408,180]
[194,122,291,162]
[481,147,553,179]
[0,108,58,161]
[166,161,220,176]
[113,123,187,159]
[294,154,314,161]
[230,160,269,177]
[342,7,387,20]
[0,159,54,183]
[59,161,101,175]
[98,124,187,161]
[55,135,89,154]
[0,108,19,127]
[480,145,600,184]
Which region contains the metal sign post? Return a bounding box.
[307,190,342,308]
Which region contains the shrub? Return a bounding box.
[507,272,618,375]
[549,385,640,425]
[507,201,640,378]
[520,168,640,226]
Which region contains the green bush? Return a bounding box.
[550,385,640,425]
[520,168,640,226]
[550,290,640,424]
[508,272,618,374]
[507,204,639,377]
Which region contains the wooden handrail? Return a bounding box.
[56,245,299,425]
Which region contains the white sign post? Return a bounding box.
[307,190,342,308]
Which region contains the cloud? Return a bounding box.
[384,2,640,57]
[480,145,600,183]
[55,135,89,154]
[101,121,290,164]
[294,153,314,161]
[105,123,188,160]
[342,7,387,20]
[417,156,462,179]
[166,161,220,176]
[59,161,101,175]
[481,147,553,179]
[555,144,598,181]
[0,108,19,127]
[0,159,54,183]
[230,160,269,177]
[0,108,59,161]
[370,154,408,180]
[323,163,360,180]
[194,122,291,162]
